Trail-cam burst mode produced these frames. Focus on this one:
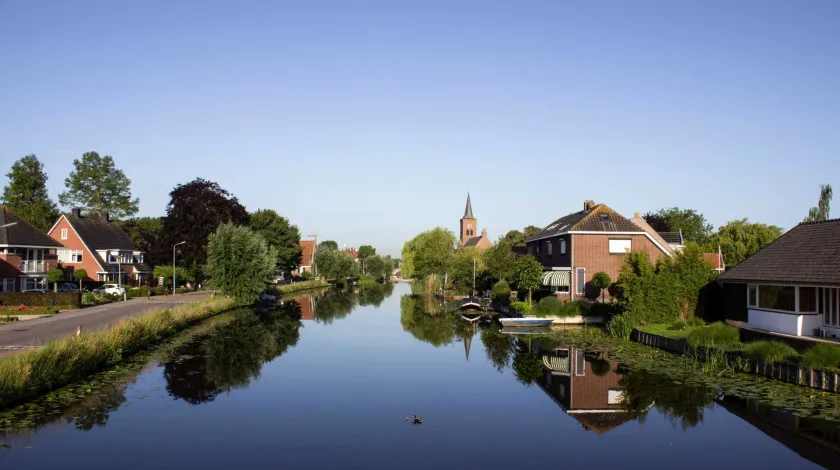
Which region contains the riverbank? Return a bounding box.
[273,280,331,296]
[0,296,236,410]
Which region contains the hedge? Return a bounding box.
[0,292,81,309]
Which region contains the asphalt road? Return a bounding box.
[0,292,212,356]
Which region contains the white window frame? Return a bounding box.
[57,248,83,264]
[819,287,839,327]
[60,228,68,240]
[754,284,797,313]
[608,238,632,254]
[747,285,758,307]
[560,239,566,255]
[575,268,586,295]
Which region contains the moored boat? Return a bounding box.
[499,318,553,327]
[458,297,482,311]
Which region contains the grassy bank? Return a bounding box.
[0,296,236,410]
[273,280,330,295]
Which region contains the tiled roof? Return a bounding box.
[344,248,358,259]
[571,412,635,435]
[717,219,840,285]
[299,240,316,266]
[658,231,683,244]
[526,204,642,242]
[0,205,63,247]
[463,236,483,247]
[702,252,725,271]
[65,214,135,251]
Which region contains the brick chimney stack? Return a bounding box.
[583,200,596,211]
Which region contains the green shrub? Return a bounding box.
[591,359,612,376]
[608,313,639,339]
[0,292,81,309]
[510,301,531,314]
[128,286,151,298]
[533,296,563,317]
[668,320,687,331]
[589,302,617,317]
[491,280,512,303]
[686,322,740,349]
[82,292,97,304]
[743,341,799,364]
[801,344,840,370]
[150,286,170,296]
[686,317,706,328]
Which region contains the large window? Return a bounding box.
[758,285,796,312]
[748,285,757,307]
[608,239,631,254]
[819,287,839,327]
[560,239,566,255]
[799,286,817,312]
[575,268,586,295]
[1,279,14,292]
[60,228,68,240]
[57,249,83,264]
[547,241,553,256]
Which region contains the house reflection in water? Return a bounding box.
[293,296,315,320]
[531,340,633,434]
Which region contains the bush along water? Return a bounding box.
[0,296,236,410]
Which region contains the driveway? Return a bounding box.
[0,292,212,356]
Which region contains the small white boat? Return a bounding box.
[458,297,482,311]
[500,318,553,328]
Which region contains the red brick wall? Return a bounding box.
[0,255,22,285]
[48,217,102,280]
[571,233,668,300]
[570,354,623,410]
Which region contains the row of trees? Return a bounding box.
[313,242,396,282]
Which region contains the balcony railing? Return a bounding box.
[21,260,47,273]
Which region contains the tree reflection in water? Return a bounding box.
[618,366,717,430]
[479,326,516,372]
[313,289,358,324]
[163,303,303,404]
[357,282,394,307]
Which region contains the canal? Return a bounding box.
[1,283,838,469]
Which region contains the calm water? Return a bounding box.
[1,283,839,470]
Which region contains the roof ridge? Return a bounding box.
[798,217,840,226]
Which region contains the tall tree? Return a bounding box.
[162,178,249,270]
[59,151,139,219]
[357,245,376,261]
[1,154,59,231]
[249,209,302,274]
[319,240,338,251]
[643,207,713,243]
[118,217,165,266]
[401,228,456,280]
[522,225,542,240]
[705,219,782,267]
[205,223,276,305]
[512,255,543,306]
[483,235,520,282]
[804,184,832,222]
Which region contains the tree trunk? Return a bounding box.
[528,289,532,307]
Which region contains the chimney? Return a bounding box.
[634,212,640,218]
[71,208,82,218]
[583,200,596,211]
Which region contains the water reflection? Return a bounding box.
[163,303,303,404]
[358,282,394,307]
[400,294,473,348]
[313,289,357,324]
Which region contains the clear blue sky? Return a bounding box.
[2,1,838,256]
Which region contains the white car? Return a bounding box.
[93,284,127,296]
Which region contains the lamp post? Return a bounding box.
[173,241,186,295]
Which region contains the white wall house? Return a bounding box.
[719,218,840,339]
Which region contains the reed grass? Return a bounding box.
[686,322,740,349]
[743,340,799,364]
[0,297,235,409]
[801,343,840,370]
[273,280,330,295]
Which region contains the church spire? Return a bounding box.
[464,193,474,219]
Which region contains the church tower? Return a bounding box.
[460,193,477,245]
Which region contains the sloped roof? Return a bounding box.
[463,236,483,247]
[703,252,725,271]
[570,412,635,435]
[717,219,840,285]
[658,231,683,245]
[299,240,316,266]
[631,214,675,256]
[0,205,63,247]
[526,204,642,242]
[65,214,135,251]
[344,248,358,259]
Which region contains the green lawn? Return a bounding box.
[636,323,694,339]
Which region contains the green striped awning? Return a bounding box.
[542,270,570,287]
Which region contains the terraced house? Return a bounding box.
[525,200,673,300]
[0,205,63,292]
[47,209,150,285]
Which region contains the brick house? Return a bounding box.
[47,209,151,285]
[717,219,840,339]
[524,201,673,300]
[0,205,63,292]
[293,239,317,276]
[533,341,633,434]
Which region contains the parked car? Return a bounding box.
[93,284,127,296]
[56,283,80,293]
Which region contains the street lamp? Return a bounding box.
[173,241,186,295]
